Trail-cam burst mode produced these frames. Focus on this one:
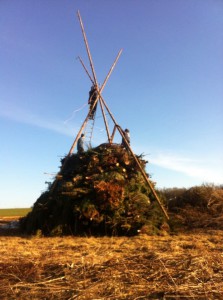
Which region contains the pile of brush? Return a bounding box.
[162,185,223,230]
[20,144,167,236]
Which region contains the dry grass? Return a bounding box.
[0,219,223,299]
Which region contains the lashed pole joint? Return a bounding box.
[77,49,123,144]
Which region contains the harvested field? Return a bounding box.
[0,208,31,217]
[0,218,223,299]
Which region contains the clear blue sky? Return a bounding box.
[1,0,222,208]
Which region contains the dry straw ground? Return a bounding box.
[0,218,223,299]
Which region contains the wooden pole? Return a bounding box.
[100,49,123,90]
[98,96,111,143]
[77,10,98,84]
[93,49,122,143]
[99,96,169,220]
[77,56,94,85]
[110,125,117,143]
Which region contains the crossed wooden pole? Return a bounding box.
[50,11,169,220]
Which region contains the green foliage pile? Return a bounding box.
[160,184,223,230]
[21,144,166,236]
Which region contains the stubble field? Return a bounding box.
[0,217,223,299]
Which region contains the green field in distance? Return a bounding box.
[0,208,31,217]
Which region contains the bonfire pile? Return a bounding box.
[21,144,166,236]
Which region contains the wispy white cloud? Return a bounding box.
[63,103,88,124]
[0,103,76,137]
[1,104,222,185]
[150,152,223,184]
[0,101,114,146]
